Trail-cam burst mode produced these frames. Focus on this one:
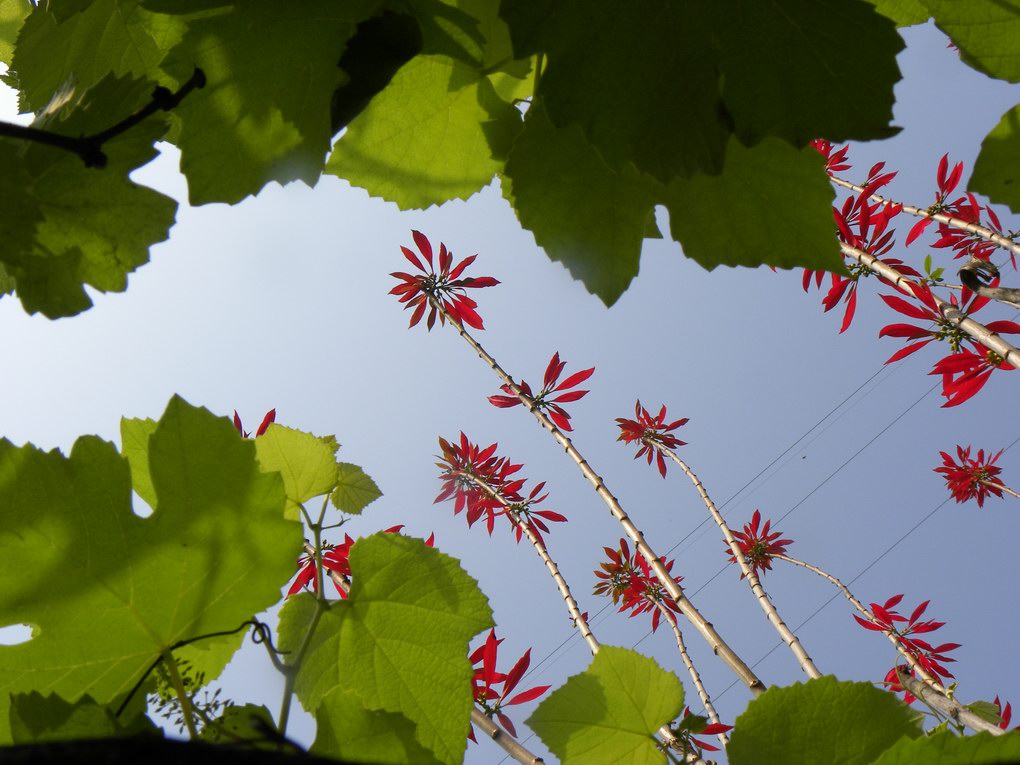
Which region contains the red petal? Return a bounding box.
[256,409,276,437]
[554,366,595,392]
[412,230,433,266]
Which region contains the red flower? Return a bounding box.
[727,510,792,577]
[935,445,1006,507]
[593,538,683,633]
[435,434,566,542]
[615,400,688,478]
[470,629,550,738]
[905,153,964,246]
[287,525,417,598]
[994,696,1015,730]
[488,352,594,432]
[233,408,276,438]
[855,595,960,684]
[931,341,1017,407]
[390,230,499,331]
[672,706,732,754]
[810,139,851,175]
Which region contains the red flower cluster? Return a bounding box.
[854,594,960,697]
[810,139,851,175]
[615,400,688,478]
[287,525,429,598]
[672,706,733,755]
[390,230,499,330]
[435,433,566,543]
[488,352,594,432]
[727,510,792,577]
[904,154,964,247]
[879,280,1020,406]
[233,408,276,438]
[593,538,683,633]
[470,629,550,738]
[935,445,1006,507]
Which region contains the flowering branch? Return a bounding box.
[772,554,948,695]
[652,443,822,680]
[840,241,1020,371]
[651,598,729,751]
[428,294,765,695]
[459,471,600,654]
[830,175,1020,264]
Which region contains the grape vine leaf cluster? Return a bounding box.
[0,396,303,744]
[7,0,1020,313]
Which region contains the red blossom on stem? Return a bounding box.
[435,434,566,543]
[593,538,683,633]
[470,629,550,739]
[488,352,594,432]
[615,400,688,478]
[390,230,499,331]
[905,153,965,246]
[727,510,792,577]
[287,525,422,598]
[810,139,851,175]
[233,408,276,438]
[855,594,960,693]
[935,445,1006,507]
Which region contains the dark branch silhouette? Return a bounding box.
[0,68,206,168]
[959,257,1020,306]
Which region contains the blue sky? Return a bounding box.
[2,19,1019,764]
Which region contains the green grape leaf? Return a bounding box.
[501,0,728,181]
[327,54,521,209]
[0,0,30,66]
[169,627,248,697]
[396,0,486,65]
[972,102,1020,212]
[312,687,444,765]
[727,677,921,765]
[330,462,382,515]
[254,425,341,520]
[0,73,177,318]
[0,262,15,298]
[928,0,1020,83]
[502,107,659,305]
[866,0,930,26]
[153,0,376,205]
[121,416,158,508]
[869,730,1020,765]
[663,136,844,273]
[0,395,301,744]
[11,0,181,112]
[527,646,682,764]
[709,0,903,147]
[9,692,156,743]
[279,533,492,764]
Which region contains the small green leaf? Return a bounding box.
[966,700,1005,726]
[327,54,522,209]
[869,730,1020,765]
[928,0,1020,83]
[280,534,493,765]
[312,688,444,764]
[526,646,683,765]
[727,677,922,765]
[330,462,382,515]
[255,424,341,520]
[502,107,659,305]
[972,102,1020,212]
[663,136,843,274]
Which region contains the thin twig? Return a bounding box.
[0,68,206,168]
[830,175,1020,263]
[652,599,728,750]
[428,295,766,696]
[840,242,1020,371]
[655,445,822,680]
[981,478,1020,501]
